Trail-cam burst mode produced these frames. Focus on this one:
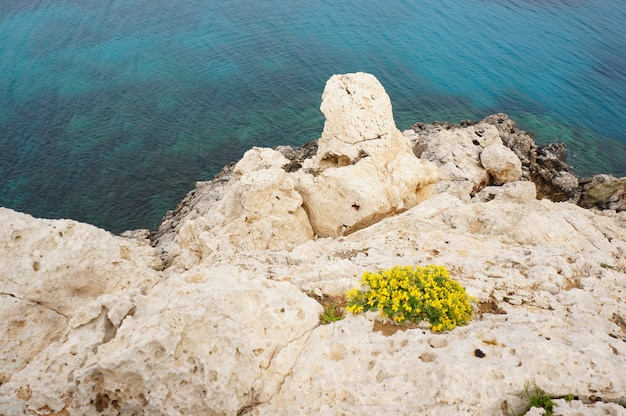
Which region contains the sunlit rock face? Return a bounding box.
[294,72,439,237]
[1,74,625,416]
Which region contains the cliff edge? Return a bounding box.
[1,73,625,415]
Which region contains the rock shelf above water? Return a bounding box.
[1,73,625,415]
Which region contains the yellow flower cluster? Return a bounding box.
[346,265,475,332]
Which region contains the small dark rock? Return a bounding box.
[474,349,486,358]
[278,140,319,173]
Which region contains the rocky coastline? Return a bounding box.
[1,73,625,415]
[150,111,626,260]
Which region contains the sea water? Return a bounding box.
[1,0,625,233]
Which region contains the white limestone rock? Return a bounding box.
[550,398,626,415]
[164,147,314,269]
[221,148,314,250]
[0,208,162,318]
[250,194,626,415]
[295,73,439,237]
[314,72,407,167]
[475,181,537,203]
[0,207,163,412]
[70,266,321,415]
[0,294,66,388]
[408,122,502,198]
[0,304,124,415]
[481,143,523,185]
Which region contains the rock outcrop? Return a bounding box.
[480,143,522,185]
[579,174,626,212]
[1,73,625,416]
[294,73,439,237]
[481,113,580,201]
[406,121,500,200]
[409,112,626,213]
[152,72,438,270]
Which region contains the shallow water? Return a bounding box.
[1,0,625,233]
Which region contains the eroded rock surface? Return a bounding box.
[480,143,522,185]
[1,74,625,416]
[579,174,626,212]
[152,72,439,271]
[294,72,439,237]
[482,113,580,201]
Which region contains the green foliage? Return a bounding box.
[346,265,475,332]
[320,303,344,325]
[524,384,554,416]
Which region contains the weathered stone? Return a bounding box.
[406,122,501,198]
[294,73,439,237]
[0,294,66,387]
[480,143,523,185]
[474,181,537,203]
[579,174,626,212]
[481,113,580,202]
[0,208,162,318]
[221,148,314,249]
[249,193,626,415]
[314,72,403,168]
[70,267,321,415]
[150,148,314,269]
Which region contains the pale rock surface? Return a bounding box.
[219,147,313,250]
[0,294,66,388]
[405,122,503,200]
[250,194,626,415]
[313,72,407,168]
[0,208,162,318]
[1,74,626,416]
[474,181,537,203]
[69,266,321,415]
[157,147,313,270]
[0,207,163,413]
[481,143,523,185]
[550,399,626,415]
[295,72,439,237]
[157,73,438,269]
[525,399,626,416]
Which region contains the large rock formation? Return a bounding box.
[294,73,439,238]
[152,72,438,270]
[1,73,625,415]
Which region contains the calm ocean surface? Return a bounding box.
[1,0,625,233]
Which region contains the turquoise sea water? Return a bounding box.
[1,0,625,233]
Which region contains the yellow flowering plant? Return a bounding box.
[346,265,475,332]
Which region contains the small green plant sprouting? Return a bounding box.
[345,265,475,332]
[320,303,344,325]
[524,383,554,416]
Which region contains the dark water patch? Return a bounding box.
[594,53,626,82]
